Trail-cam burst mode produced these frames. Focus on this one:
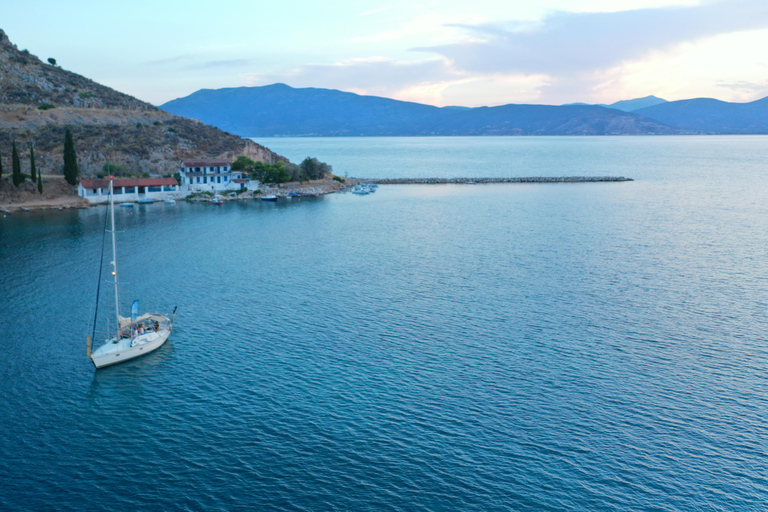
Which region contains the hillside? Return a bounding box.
[160,84,680,137]
[0,29,282,178]
[604,95,668,112]
[634,97,768,134]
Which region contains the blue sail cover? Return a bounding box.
[131,300,139,322]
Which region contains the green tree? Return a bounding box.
[286,162,304,182]
[29,143,37,182]
[11,141,22,187]
[265,161,291,183]
[300,157,332,180]
[0,149,3,180]
[38,175,43,194]
[231,155,256,173]
[250,161,268,182]
[63,128,78,185]
[47,57,57,66]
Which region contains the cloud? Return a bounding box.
[187,59,251,70]
[415,0,768,76]
[146,55,191,66]
[243,57,459,96]
[715,79,768,100]
[360,6,394,17]
[145,55,251,70]
[240,1,768,106]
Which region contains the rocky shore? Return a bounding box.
[186,177,352,203]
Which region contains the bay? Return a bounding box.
[1,136,767,511]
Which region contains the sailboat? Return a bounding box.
[87,177,176,369]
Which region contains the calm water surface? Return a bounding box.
[1,136,767,511]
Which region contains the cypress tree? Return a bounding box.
[0,149,3,180]
[11,140,22,187]
[63,128,78,186]
[30,143,37,182]
[38,173,43,194]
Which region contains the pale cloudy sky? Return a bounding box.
[4,0,768,106]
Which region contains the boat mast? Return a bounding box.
[110,177,120,336]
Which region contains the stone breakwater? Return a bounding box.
[365,176,633,184]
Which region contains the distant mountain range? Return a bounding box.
[564,95,668,112]
[160,84,768,137]
[160,84,678,136]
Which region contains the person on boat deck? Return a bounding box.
[138,324,145,335]
[131,326,138,338]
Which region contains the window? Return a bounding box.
[124,187,135,194]
[196,177,201,183]
[92,188,98,194]
[224,176,228,182]
[148,186,162,192]
[114,187,123,194]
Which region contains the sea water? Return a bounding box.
[1,136,767,510]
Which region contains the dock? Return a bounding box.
[362,176,632,184]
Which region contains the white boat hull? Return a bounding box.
[90,327,171,369]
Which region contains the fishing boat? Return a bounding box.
[164,198,176,204]
[137,198,153,204]
[87,177,176,369]
[119,202,134,207]
[351,186,370,195]
[261,195,278,201]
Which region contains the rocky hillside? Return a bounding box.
[0,29,282,177]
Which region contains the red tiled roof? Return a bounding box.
[80,178,178,188]
[182,160,230,167]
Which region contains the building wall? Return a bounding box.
[78,184,180,204]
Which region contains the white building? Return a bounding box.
[180,159,257,192]
[78,177,180,204]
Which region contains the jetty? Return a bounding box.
[363,176,633,185]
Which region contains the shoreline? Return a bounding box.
[0,177,357,213]
[1,176,633,214]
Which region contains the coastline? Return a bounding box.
[1,175,638,214]
[0,176,356,214]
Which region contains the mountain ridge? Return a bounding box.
[162,84,768,136]
[160,84,681,137]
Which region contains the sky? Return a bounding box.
[3,0,768,107]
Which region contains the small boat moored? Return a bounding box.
[261,195,278,201]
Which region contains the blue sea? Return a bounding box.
[1,136,767,511]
